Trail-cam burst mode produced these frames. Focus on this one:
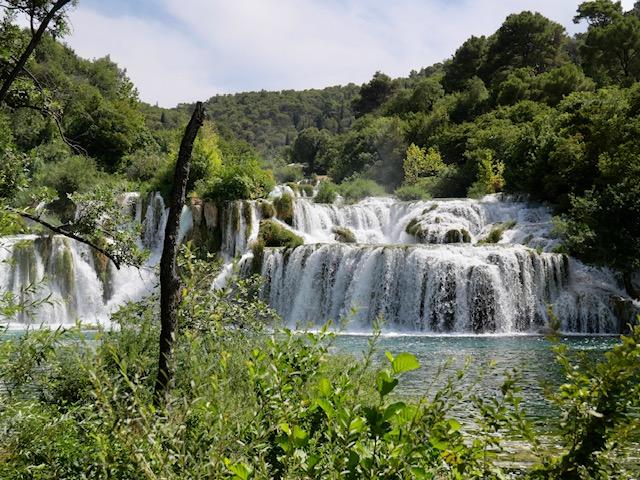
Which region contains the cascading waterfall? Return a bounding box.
[261,193,636,334]
[1,186,636,333]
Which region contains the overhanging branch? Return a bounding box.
[10,208,122,270]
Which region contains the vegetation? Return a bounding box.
[332,226,356,243]
[273,193,295,225]
[0,258,638,478]
[479,221,517,244]
[257,219,304,249]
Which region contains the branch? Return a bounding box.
[10,208,122,270]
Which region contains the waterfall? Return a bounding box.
[1,187,636,333]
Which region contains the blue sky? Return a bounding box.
[63,0,635,107]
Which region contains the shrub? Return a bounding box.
[38,155,99,199]
[121,149,168,182]
[273,193,294,225]
[394,183,432,201]
[199,164,275,203]
[479,220,516,244]
[315,181,338,204]
[257,219,303,248]
[338,178,386,203]
[274,164,304,183]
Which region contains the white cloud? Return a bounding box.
[64,0,639,107]
[66,7,223,106]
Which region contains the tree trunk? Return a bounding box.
[623,271,640,301]
[0,0,73,104]
[153,102,205,404]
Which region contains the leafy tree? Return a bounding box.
[352,71,396,117]
[443,35,488,92]
[575,0,640,84]
[485,11,568,78]
[0,0,76,104]
[403,143,444,184]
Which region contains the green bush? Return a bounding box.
[338,178,386,203]
[198,164,275,203]
[315,181,338,203]
[479,220,517,244]
[273,164,304,183]
[38,155,99,199]
[394,183,432,201]
[273,193,295,225]
[121,149,168,183]
[258,219,303,248]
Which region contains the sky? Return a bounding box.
[62,0,636,107]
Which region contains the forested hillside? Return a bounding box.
[203,85,359,160]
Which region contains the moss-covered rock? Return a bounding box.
[405,218,421,236]
[258,219,303,249]
[444,229,471,243]
[251,239,265,274]
[332,226,356,243]
[258,200,276,219]
[274,194,295,225]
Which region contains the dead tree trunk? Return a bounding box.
[153,102,205,404]
[0,0,74,104]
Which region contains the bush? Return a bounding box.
[273,164,304,183]
[394,183,432,201]
[315,181,338,204]
[38,155,99,199]
[273,193,294,225]
[257,219,303,248]
[198,164,275,203]
[338,178,386,203]
[121,149,168,183]
[479,220,516,244]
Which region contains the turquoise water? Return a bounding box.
[331,334,618,425]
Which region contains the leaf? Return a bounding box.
[376,370,398,398]
[447,418,461,433]
[392,352,420,374]
[316,398,334,419]
[292,425,309,447]
[384,401,406,420]
[317,377,332,397]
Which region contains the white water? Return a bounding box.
[1,188,636,333]
[261,192,635,334]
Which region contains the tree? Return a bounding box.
[0,0,76,104]
[154,102,205,403]
[486,11,567,78]
[443,36,488,92]
[403,144,444,184]
[575,0,640,84]
[352,72,396,117]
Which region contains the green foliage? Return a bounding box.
[466,149,506,198]
[314,181,338,204]
[257,219,304,249]
[575,0,640,85]
[2,291,638,478]
[273,193,294,225]
[332,226,356,243]
[273,164,304,183]
[353,71,397,116]
[531,321,640,478]
[403,143,445,184]
[479,220,517,244]
[394,183,432,201]
[338,177,386,203]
